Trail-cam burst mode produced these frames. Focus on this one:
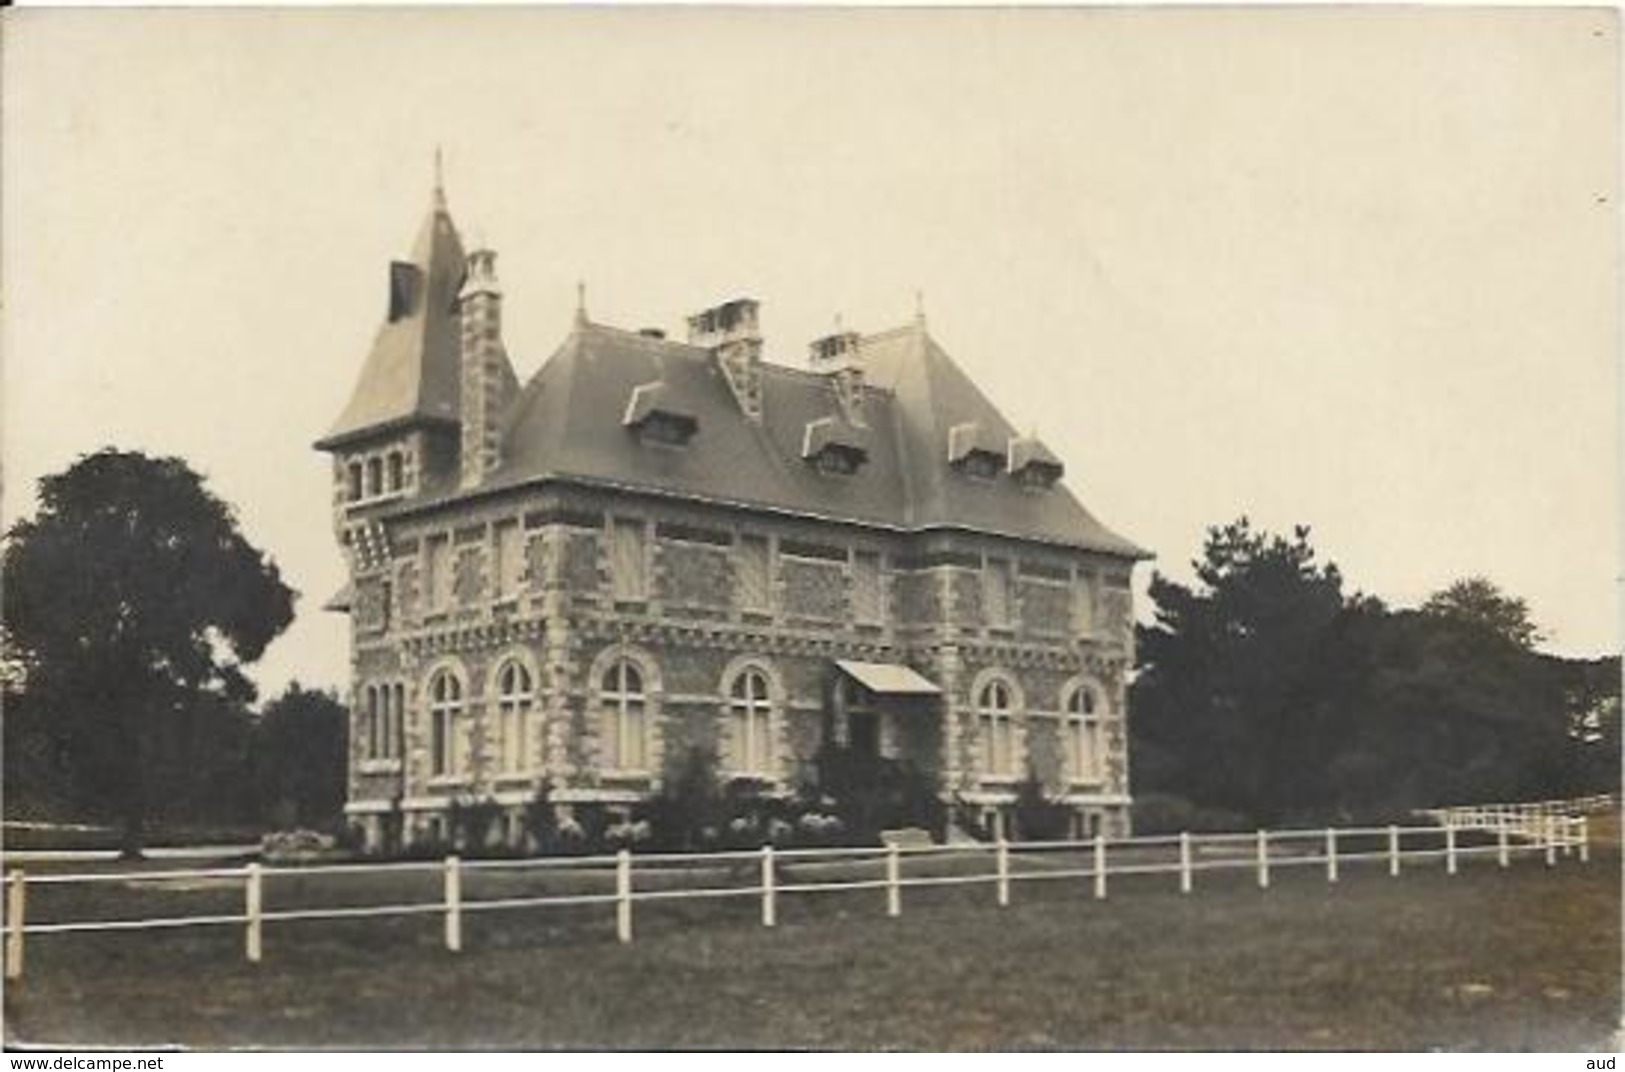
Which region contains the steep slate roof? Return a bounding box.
[315,190,473,449]
[427,317,1145,558]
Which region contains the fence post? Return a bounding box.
[1445,826,1457,876]
[1093,833,1107,901]
[886,844,901,918]
[615,849,632,943]
[760,845,776,928]
[444,855,463,952]
[1325,828,1338,884]
[5,870,24,981]
[1544,818,1557,868]
[1497,826,1509,868]
[1255,829,1269,890]
[245,863,263,964]
[1179,832,1193,894]
[1388,825,1400,877]
[1578,816,1590,864]
[995,838,1010,907]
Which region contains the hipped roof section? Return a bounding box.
[405,315,1146,559]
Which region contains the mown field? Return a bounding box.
[3,828,1619,1051]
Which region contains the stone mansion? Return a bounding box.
[317,178,1148,850]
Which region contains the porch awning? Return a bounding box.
[835,660,940,696]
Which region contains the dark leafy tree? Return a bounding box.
[251,682,348,830]
[3,449,295,854]
[1132,518,1606,826]
[1131,518,1346,823]
[1421,577,1542,650]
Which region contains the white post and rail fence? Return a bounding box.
[0,808,1599,981]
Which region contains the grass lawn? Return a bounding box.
[3,835,1619,1051]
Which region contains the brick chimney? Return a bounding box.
[809,330,865,425]
[687,298,763,421]
[458,247,506,487]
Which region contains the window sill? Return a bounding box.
[493,770,542,785]
[978,773,1021,785]
[358,759,402,775]
[600,769,653,782]
[427,775,473,790]
[722,770,780,784]
[345,491,407,512]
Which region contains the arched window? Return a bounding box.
[347,461,364,502]
[496,660,534,774]
[429,669,464,777]
[387,451,404,492]
[365,457,383,498]
[599,659,648,772]
[976,678,1016,777]
[725,667,773,777]
[1064,684,1103,784]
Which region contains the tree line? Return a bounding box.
[2,450,344,852]
[1129,519,1620,830]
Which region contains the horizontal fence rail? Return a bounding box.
[0,807,1598,981]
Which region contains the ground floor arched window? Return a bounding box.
[599,658,649,772]
[429,668,464,777]
[725,666,774,776]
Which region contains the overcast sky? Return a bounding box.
[4,7,1618,701]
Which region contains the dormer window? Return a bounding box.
[802,416,870,475]
[387,262,421,323]
[948,421,1003,480]
[623,381,698,447]
[1008,435,1064,488]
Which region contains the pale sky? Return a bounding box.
[4,7,1619,702]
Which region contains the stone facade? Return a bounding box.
[336,482,1135,847]
[319,184,1144,850]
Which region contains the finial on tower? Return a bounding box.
[914,289,926,327]
[433,146,447,210]
[575,280,589,326]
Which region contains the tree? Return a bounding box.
[1132,518,1595,825]
[3,449,295,855]
[1421,577,1542,650]
[251,682,348,830]
[1131,518,1347,823]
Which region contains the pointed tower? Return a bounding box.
[315,166,470,534]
